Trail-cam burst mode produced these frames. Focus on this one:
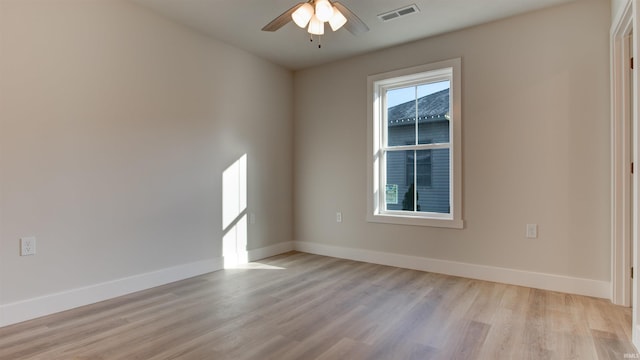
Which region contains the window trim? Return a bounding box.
[367,58,463,229]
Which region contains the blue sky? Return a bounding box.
[387,80,450,107]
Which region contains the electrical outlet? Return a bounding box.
[336,212,342,223]
[526,224,537,239]
[20,237,36,256]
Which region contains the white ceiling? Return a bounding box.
[131,0,579,70]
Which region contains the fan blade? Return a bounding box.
[262,2,306,32]
[333,2,369,35]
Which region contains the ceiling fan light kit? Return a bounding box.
[308,15,325,35]
[293,0,344,34]
[328,8,347,31]
[314,0,334,22]
[262,0,369,48]
[292,3,314,28]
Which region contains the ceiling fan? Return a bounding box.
[262,0,369,42]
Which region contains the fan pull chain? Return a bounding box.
[307,34,323,49]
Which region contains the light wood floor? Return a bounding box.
[0,251,636,359]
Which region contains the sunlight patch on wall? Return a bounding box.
[222,154,248,268]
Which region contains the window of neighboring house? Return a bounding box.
[405,142,432,188]
[367,58,463,228]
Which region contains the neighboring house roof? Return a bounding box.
[387,89,449,126]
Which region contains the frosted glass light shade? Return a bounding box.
[315,0,334,22]
[292,3,314,28]
[308,15,324,35]
[328,7,347,31]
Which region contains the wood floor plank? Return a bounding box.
[0,251,635,360]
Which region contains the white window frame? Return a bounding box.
[367,58,463,228]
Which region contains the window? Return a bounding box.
[367,58,463,228]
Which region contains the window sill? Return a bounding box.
[367,213,464,229]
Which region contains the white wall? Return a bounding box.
[294,0,611,284]
[0,0,292,316]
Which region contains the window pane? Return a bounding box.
[417,81,450,145]
[387,149,437,213]
[385,150,405,211]
[417,148,449,214]
[387,87,416,146]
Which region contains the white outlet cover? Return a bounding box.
[526,224,537,239]
[20,237,36,256]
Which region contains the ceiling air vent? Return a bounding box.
[377,4,420,22]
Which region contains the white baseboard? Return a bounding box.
[0,257,223,327]
[247,241,295,261]
[0,240,610,328]
[294,241,611,299]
